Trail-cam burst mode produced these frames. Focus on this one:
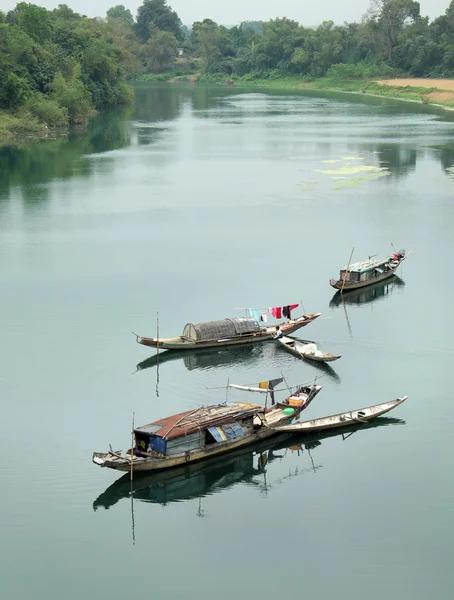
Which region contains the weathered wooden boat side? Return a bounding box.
[92,385,322,473]
[273,396,407,433]
[330,250,408,291]
[277,336,341,363]
[134,313,321,351]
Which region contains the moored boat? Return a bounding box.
[93,382,322,473]
[134,313,321,351]
[330,249,408,291]
[277,335,341,363]
[93,415,405,511]
[273,396,407,433]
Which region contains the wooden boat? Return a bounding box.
[277,335,341,363]
[329,276,405,307]
[92,383,322,473]
[134,313,321,351]
[273,396,407,433]
[330,249,408,291]
[93,415,405,510]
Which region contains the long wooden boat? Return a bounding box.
[93,415,405,510]
[330,249,408,291]
[274,396,407,433]
[277,335,341,363]
[134,313,321,351]
[92,383,322,473]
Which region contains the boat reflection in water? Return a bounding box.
[136,342,341,383]
[93,417,404,512]
[329,276,405,309]
[135,344,266,373]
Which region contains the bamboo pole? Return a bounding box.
[340,247,355,295]
[130,412,135,545]
[155,311,160,397]
[156,310,160,364]
[130,412,135,482]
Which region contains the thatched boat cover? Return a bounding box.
[182,317,261,342]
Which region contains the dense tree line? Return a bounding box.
[0,2,133,130]
[105,0,454,80]
[3,0,454,135]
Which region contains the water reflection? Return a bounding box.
[136,344,265,373]
[329,276,406,309]
[0,108,133,201]
[93,417,405,512]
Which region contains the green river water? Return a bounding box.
[0,83,453,599]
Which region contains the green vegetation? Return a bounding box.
[0,2,133,141]
[4,0,454,143]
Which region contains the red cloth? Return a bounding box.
[289,304,299,311]
[272,307,282,319]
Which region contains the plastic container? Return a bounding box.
[288,396,303,407]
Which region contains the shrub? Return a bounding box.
[26,94,69,126]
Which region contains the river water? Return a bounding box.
[1,83,453,599]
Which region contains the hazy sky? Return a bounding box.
[1,0,452,26]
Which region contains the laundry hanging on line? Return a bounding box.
[247,308,261,322]
[244,304,300,321]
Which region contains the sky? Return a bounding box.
[0,0,452,26]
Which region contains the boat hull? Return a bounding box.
[135,313,321,351]
[274,397,407,433]
[94,427,285,472]
[330,268,398,290]
[277,336,341,363]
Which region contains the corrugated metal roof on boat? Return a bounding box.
[136,404,260,441]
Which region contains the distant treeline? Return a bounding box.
[101,0,454,81]
[2,0,454,132]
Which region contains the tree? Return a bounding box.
[107,5,134,26]
[192,19,222,73]
[143,27,177,70]
[7,2,54,44]
[366,0,420,60]
[48,64,93,123]
[136,0,182,43]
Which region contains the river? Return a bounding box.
[0,82,453,599]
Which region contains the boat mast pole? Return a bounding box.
[130,411,135,545]
[156,311,160,397]
[340,247,355,295]
[130,412,135,482]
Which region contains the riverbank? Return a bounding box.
[3,75,454,145]
[225,75,454,109]
[181,73,454,110]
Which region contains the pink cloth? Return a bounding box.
[271,307,282,319]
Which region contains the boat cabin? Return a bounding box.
[181,317,262,342]
[133,404,261,458]
[340,258,390,284]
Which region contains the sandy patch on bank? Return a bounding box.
[376,78,454,91]
[375,78,454,103]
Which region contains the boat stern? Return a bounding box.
[92,451,131,471]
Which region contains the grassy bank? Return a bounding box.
[0,111,50,144]
[146,70,454,109]
[305,78,454,108]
